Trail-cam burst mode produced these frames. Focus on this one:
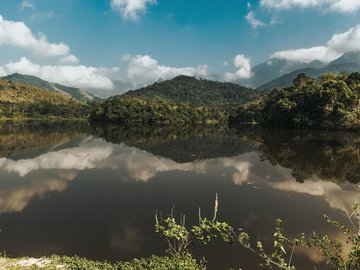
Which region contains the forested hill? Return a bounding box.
[230,72,360,130]
[0,79,89,119]
[123,75,257,106]
[3,73,100,103]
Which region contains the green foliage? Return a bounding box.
[0,255,205,270]
[231,72,360,130]
[91,96,227,124]
[156,195,360,270]
[3,73,100,103]
[155,195,298,270]
[0,79,90,119]
[124,75,257,106]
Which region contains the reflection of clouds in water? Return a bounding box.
[116,147,252,184]
[0,142,114,213]
[271,180,360,221]
[0,145,113,177]
[0,171,77,213]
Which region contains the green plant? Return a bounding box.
[156,195,360,270]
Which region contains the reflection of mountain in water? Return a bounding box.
[92,123,256,163]
[0,121,93,159]
[94,124,360,184]
[1,121,359,184]
[238,129,360,184]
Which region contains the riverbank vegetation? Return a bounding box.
[230,72,360,130]
[0,254,205,270]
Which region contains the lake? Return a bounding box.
[0,120,359,269]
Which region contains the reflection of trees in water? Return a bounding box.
[92,123,256,163]
[0,121,92,158]
[2,121,358,184]
[238,129,360,184]
[93,123,360,184]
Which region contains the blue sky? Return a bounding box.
[0,0,359,95]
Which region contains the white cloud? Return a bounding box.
[126,55,208,85]
[19,0,35,11]
[110,0,156,21]
[271,24,360,63]
[0,57,114,90]
[59,55,80,65]
[271,46,329,63]
[245,11,266,28]
[0,15,70,58]
[260,0,360,13]
[224,54,253,81]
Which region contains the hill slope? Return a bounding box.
[3,73,100,103]
[0,79,89,119]
[231,72,360,130]
[123,75,257,106]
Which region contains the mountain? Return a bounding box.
[256,51,360,91]
[256,68,321,91]
[327,51,360,66]
[123,75,257,106]
[3,73,101,103]
[0,78,89,119]
[238,58,325,89]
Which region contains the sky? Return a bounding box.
[0,0,359,96]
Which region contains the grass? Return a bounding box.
[0,254,206,270]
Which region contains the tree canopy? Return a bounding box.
[230,72,360,130]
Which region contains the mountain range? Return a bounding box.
[253,51,360,91]
[1,51,360,101]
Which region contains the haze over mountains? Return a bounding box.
[247,50,360,90]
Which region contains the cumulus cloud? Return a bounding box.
[0,57,114,90]
[260,0,360,13]
[126,55,208,85]
[0,15,70,58]
[224,54,253,81]
[110,0,156,21]
[245,11,266,28]
[59,55,80,65]
[271,24,360,63]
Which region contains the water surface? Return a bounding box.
[0,121,359,269]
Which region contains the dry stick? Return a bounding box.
[288,242,296,268]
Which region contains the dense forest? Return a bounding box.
[230,72,360,130]
[91,96,228,124]
[0,79,90,119]
[124,75,257,106]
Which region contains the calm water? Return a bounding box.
[0,120,359,269]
